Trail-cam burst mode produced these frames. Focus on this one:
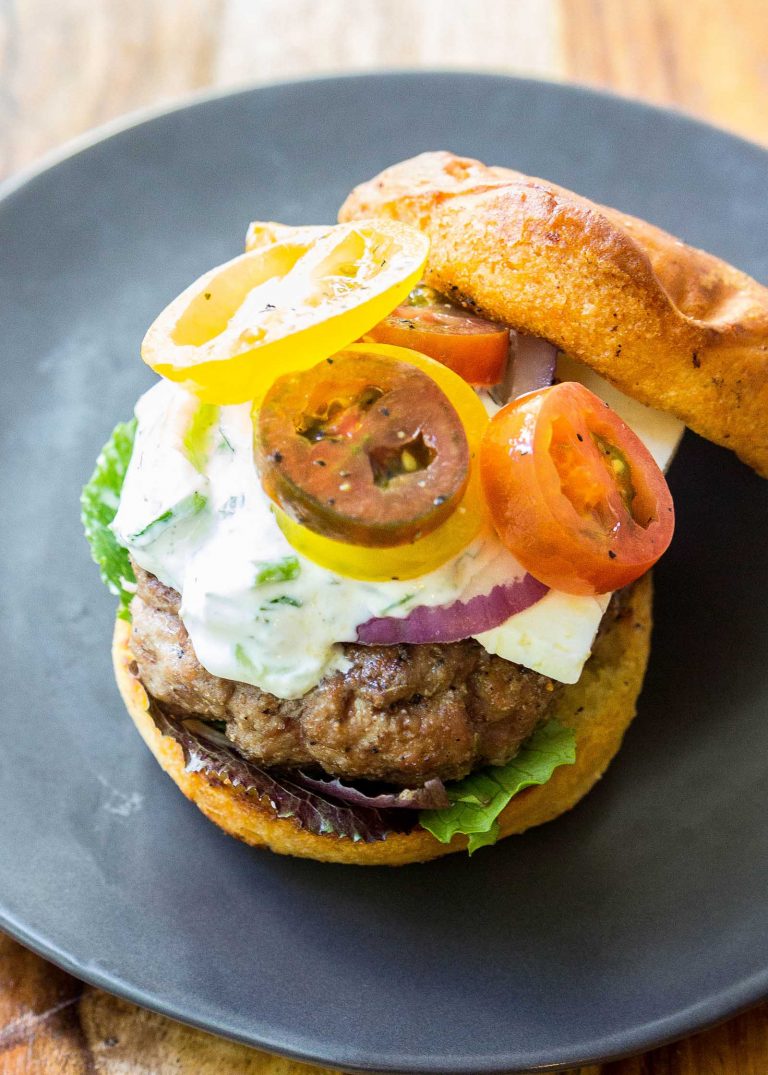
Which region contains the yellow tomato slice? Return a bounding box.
[274,471,485,581]
[244,220,330,251]
[141,220,429,404]
[268,343,490,580]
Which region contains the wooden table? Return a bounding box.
[1,2,766,1072]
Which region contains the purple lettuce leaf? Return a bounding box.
[149,703,418,843]
[294,771,449,810]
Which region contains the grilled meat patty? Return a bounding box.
[129,563,558,785]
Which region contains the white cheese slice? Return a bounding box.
[556,354,684,473]
[468,356,683,680]
[475,589,612,684]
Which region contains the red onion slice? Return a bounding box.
[492,332,557,405]
[510,333,558,398]
[295,773,450,810]
[356,574,549,646]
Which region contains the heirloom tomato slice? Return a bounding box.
[367,301,509,386]
[258,351,469,547]
[259,343,489,579]
[480,382,675,595]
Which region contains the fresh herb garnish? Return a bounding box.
[234,643,264,677]
[182,403,220,472]
[380,592,416,615]
[128,491,207,547]
[253,556,301,585]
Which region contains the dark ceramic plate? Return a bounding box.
[1,73,767,1074]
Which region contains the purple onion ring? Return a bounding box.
[510,333,558,399]
[356,574,549,646]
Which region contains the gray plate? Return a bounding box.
[1,73,767,1074]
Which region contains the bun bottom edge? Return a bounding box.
[112,573,653,866]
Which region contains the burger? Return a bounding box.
[81,152,768,865]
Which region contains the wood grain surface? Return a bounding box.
[1,1,767,1072]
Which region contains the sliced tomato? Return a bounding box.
[142,220,429,404]
[272,466,486,580]
[480,382,675,595]
[257,350,469,547]
[366,302,509,386]
[257,342,490,578]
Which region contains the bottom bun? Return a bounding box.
[112,573,652,865]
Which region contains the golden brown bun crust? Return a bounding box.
[339,151,768,477]
[112,573,652,866]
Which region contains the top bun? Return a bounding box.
[340,151,768,478]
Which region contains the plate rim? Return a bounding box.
[3,895,767,1075]
[2,69,768,1074]
[1,67,766,206]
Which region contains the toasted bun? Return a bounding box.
[112,573,652,866]
[340,151,768,478]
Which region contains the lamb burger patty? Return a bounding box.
[128,563,558,786]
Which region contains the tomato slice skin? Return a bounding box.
[480,382,675,595]
[257,350,469,547]
[366,303,509,386]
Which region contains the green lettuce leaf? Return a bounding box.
[80,417,137,620]
[420,721,576,854]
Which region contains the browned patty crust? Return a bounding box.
[129,563,558,785]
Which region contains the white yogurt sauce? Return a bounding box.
[112,362,683,699]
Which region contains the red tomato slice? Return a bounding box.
[480,382,675,595]
[366,304,509,386]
